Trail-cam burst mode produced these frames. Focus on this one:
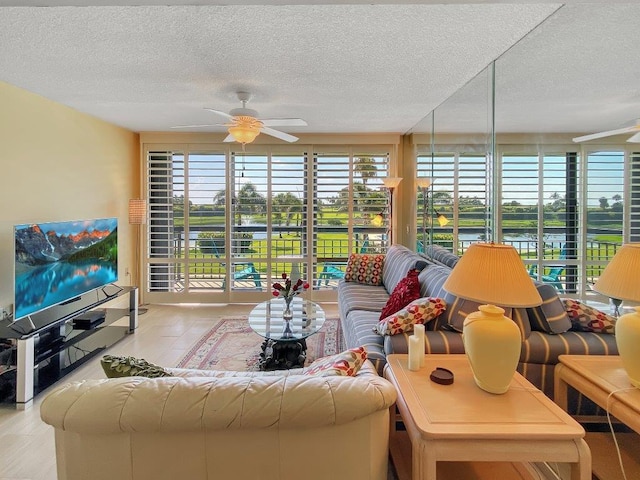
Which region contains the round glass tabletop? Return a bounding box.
[248,297,326,341]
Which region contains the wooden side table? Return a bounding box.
[384,354,591,480]
[555,355,640,480]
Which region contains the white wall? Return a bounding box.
[0,81,139,315]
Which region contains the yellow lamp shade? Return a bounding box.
[436,212,449,227]
[593,243,640,388]
[443,242,542,308]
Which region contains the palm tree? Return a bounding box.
[235,182,266,225]
[273,192,303,226]
[354,156,378,185]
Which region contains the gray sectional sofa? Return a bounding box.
[338,244,618,404]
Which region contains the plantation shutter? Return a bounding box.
[147,151,182,292]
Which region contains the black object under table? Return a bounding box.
[248,298,326,370]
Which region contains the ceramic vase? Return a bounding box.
[615,306,640,388]
[462,304,521,394]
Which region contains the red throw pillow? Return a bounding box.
[379,269,421,320]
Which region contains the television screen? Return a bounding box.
[14,218,118,320]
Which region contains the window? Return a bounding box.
[144,145,392,302]
[417,144,635,299]
[584,150,624,290]
[417,151,488,254]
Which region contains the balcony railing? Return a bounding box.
[149,225,621,293]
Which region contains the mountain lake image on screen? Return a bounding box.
[13,218,118,320]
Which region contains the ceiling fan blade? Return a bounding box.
[572,126,638,143]
[223,133,236,143]
[627,131,640,143]
[171,124,220,129]
[204,108,234,120]
[260,126,299,143]
[261,118,308,127]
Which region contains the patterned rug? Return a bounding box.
[177,316,342,371]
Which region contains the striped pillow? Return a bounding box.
[527,283,571,334]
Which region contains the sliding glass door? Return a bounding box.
[143,144,392,303]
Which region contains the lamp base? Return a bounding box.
[463,304,522,394]
[615,306,640,388]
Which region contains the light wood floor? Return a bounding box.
[0,302,339,480]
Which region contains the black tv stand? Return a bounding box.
[60,295,82,306]
[0,286,138,408]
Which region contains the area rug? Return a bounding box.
[177,316,342,371]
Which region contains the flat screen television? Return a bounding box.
[14,218,118,320]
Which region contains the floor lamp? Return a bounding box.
[129,199,147,314]
[381,177,402,245]
[416,177,432,251]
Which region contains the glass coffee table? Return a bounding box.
[248,297,325,370]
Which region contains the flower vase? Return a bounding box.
[283,296,294,321]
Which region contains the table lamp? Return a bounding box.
[443,243,542,394]
[593,243,640,388]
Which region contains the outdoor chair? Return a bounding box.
[528,244,566,293]
[317,239,369,287]
[529,265,565,292]
[210,242,261,289]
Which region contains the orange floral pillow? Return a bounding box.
[303,346,368,376]
[344,253,385,286]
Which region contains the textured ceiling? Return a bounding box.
[1,2,639,138]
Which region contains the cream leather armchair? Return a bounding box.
[40,361,397,480]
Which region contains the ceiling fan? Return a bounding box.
[172,91,307,144]
[572,119,640,143]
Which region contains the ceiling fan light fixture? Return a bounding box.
[228,116,263,144]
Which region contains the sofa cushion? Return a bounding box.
[419,264,455,300]
[382,245,424,294]
[342,309,387,374]
[337,281,389,318]
[303,346,368,376]
[563,299,616,334]
[384,329,466,355]
[375,297,447,335]
[422,244,460,269]
[446,299,509,333]
[444,300,531,341]
[416,264,458,330]
[101,355,172,378]
[344,253,385,285]
[521,330,618,364]
[527,283,572,334]
[380,269,422,319]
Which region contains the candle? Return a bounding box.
[408,335,421,371]
[413,323,426,367]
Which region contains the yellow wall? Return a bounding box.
[0,81,139,314]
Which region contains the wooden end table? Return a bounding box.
[554,355,640,480]
[384,354,591,480]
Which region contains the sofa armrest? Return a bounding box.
[40,366,396,435]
